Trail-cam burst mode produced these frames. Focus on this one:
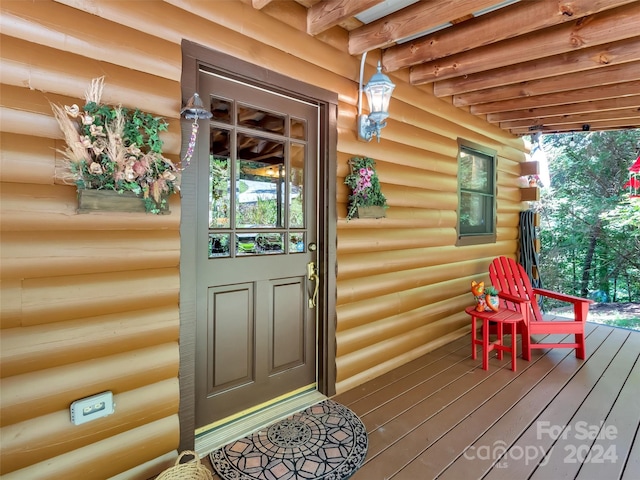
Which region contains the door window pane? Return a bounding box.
[290,118,306,140]
[289,142,305,228]
[236,133,285,229]
[209,233,231,258]
[235,232,285,256]
[211,96,232,124]
[238,104,285,134]
[289,232,305,253]
[209,128,231,229]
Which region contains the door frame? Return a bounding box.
[178,40,337,451]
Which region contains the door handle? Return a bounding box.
[307,261,319,308]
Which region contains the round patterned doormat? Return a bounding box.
[210,400,368,480]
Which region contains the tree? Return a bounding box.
[537,130,640,305]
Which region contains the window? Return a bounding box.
[456,138,497,246]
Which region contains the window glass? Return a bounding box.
[207,94,309,258]
[457,139,497,245]
[289,142,305,228]
[209,129,231,229]
[210,97,232,124]
[238,104,285,134]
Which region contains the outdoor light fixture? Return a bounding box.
[180,92,213,167]
[357,52,395,142]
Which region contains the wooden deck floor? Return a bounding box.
[188,322,640,480]
[336,322,640,480]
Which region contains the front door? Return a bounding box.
[194,69,319,429]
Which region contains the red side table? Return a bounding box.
[465,305,525,372]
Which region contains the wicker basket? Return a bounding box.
[156,451,213,480]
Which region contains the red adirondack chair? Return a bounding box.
[489,256,594,360]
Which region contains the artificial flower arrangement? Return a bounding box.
[344,156,388,220]
[51,76,179,214]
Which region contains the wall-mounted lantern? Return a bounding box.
[357,53,395,143]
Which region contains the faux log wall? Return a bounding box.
[0,0,527,478]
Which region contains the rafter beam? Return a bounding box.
[499,107,640,130]
[433,36,640,97]
[510,117,640,135]
[251,0,274,9]
[454,62,640,107]
[383,0,635,73]
[307,0,382,36]
[471,81,640,115]
[486,96,640,123]
[348,0,499,55]
[409,2,640,84]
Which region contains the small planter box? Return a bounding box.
[355,205,386,219]
[77,189,170,214]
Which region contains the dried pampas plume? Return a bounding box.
[51,103,91,162]
[105,106,127,175]
[85,76,105,104]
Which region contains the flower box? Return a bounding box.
[77,189,170,214]
[345,157,388,220]
[51,76,178,215]
[355,205,386,219]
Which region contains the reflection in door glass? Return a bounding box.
[236,133,285,229]
[289,142,305,228]
[211,96,232,124]
[209,233,231,258]
[290,117,306,140]
[289,232,305,253]
[209,128,231,229]
[256,233,284,254]
[238,104,285,134]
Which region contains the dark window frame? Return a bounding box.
[456,138,497,246]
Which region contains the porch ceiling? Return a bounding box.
[256,0,640,136]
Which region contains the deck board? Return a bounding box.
[178,323,639,480]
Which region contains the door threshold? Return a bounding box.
[195,389,327,455]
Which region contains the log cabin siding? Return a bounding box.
[0,0,527,477]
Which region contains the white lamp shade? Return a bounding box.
[363,63,395,123]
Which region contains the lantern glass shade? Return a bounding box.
[358,61,395,142]
[364,67,395,124]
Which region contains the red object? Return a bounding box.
[623,177,640,189]
[629,155,640,173]
[466,306,524,371]
[489,256,593,360]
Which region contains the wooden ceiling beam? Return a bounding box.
[347,0,499,55]
[454,62,640,107]
[509,117,640,135]
[471,81,640,115]
[486,95,640,123]
[409,2,640,84]
[307,0,382,36]
[251,0,275,9]
[499,107,640,130]
[433,36,640,97]
[382,0,634,73]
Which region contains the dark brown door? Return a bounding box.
[194,69,319,429]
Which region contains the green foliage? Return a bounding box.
[537,130,640,306]
[484,285,499,296]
